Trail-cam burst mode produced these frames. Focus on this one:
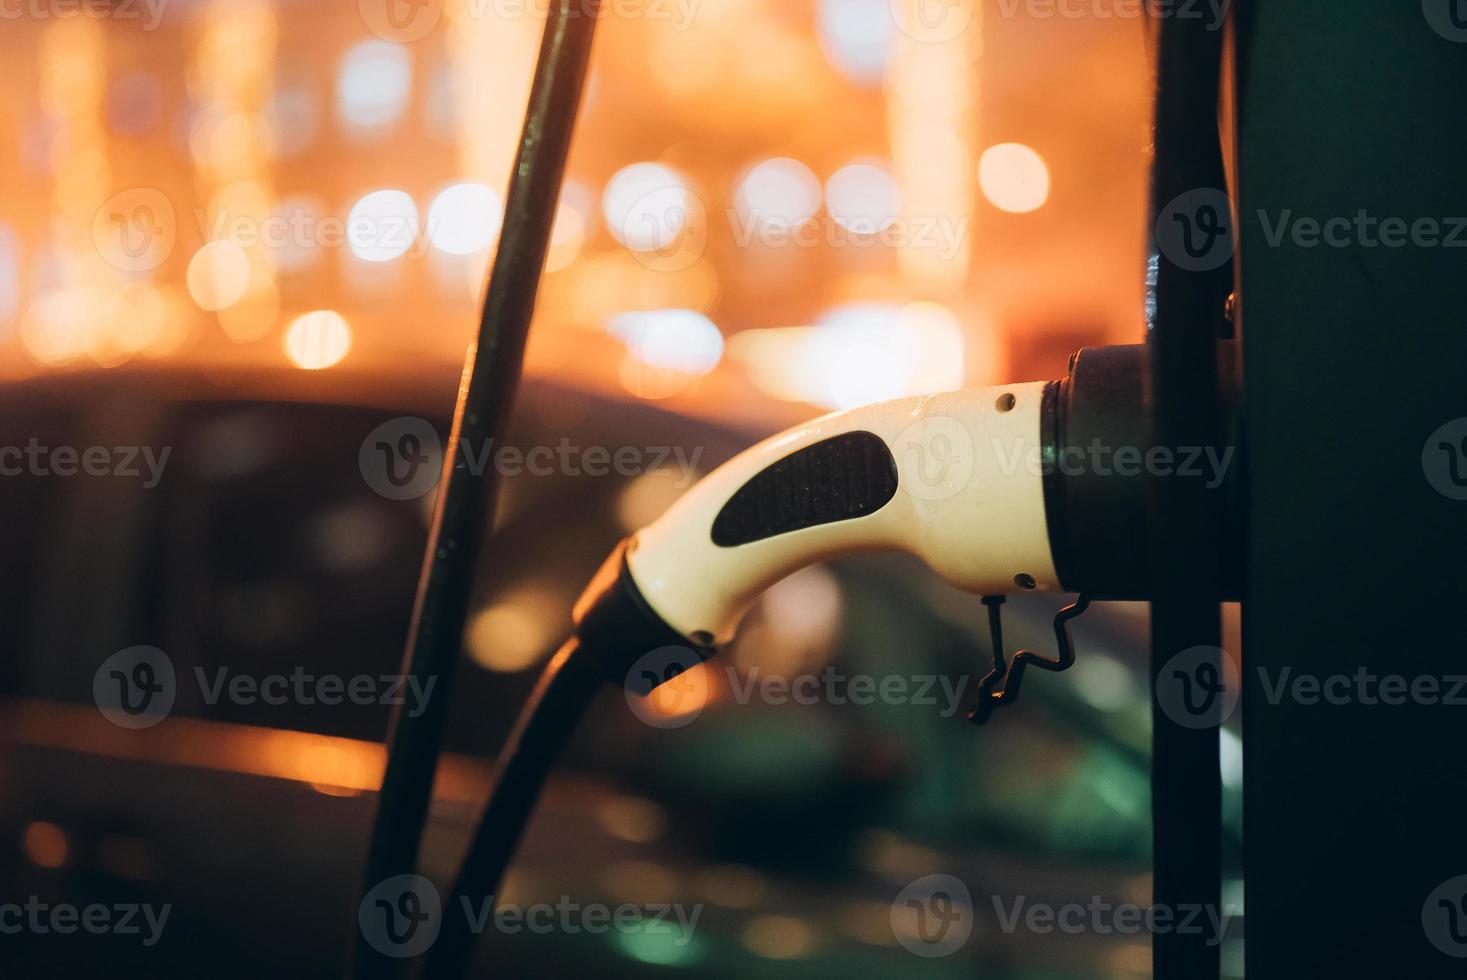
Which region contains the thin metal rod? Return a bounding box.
[352,5,602,977]
[1145,3,1229,978]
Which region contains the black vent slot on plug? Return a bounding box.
[710,431,899,547]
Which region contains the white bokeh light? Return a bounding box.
[810,305,907,408]
[895,302,966,395]
[608,309,724,376]
[825,161,901,235]
[734,158,822,234]
[347,189,419,262]
[978,142,1051,214]
[603,163,690,252]
[427,182,504,255]
[798,302,966,409]
[818,0,894,85]
[828,340,903,409]
[337,41,412,131]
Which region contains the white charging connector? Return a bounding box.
[624,382,1060,645]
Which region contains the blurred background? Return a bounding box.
[0,0,1152,410]
[0,1,1242,978]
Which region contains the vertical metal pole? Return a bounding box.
[1237,2,1467,975]
[1145,4,1230,978]
[352,4,602,977]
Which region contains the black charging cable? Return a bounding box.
[351,5,603,978]
[422,640,603,977]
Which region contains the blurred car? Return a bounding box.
[0,366,1234,978]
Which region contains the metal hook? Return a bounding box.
[968,593,1092,725]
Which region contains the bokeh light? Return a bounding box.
[21,821,69,869]
[347,189,419,262]
[818,0,893,85]
[186,240,251,311]
[729,302,966,409]
[466,589,562,673]
[894,301,966,395]
[608,308,724,375]
[337,40,412,132]
[734,158,822,234]
[603,163,690,252]
[978,142,1051,213]
[284,309,352,369]
[825,161,901,234]
[427,182,503,255]
[21,287,105,365]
